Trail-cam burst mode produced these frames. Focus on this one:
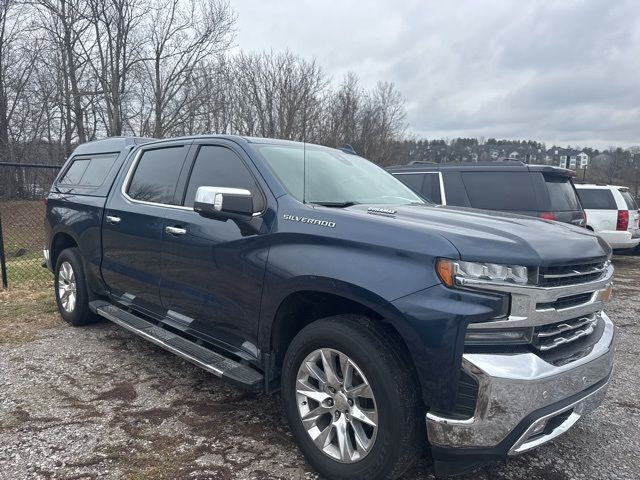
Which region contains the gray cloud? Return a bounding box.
[232,0,640,148]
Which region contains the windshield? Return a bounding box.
[257,144,424,206]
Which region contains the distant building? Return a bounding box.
[480,145,541,163]
[545,147,589,170]
[577,152,589,168]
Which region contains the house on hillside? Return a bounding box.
[576,151,589,168]
[506,146,541,163]
[545,148,589,170]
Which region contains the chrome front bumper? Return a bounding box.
[427,311,615,452]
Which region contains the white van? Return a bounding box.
[575,184,640,250]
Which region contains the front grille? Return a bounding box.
[537,260,607,287]
[532,314,599,352]
[537,292,594,310]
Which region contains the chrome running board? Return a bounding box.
[91,301,263,391]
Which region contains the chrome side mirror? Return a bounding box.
[193,186,254,220]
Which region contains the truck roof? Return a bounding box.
[141,134,320,148]
[71,135,341,158]
[387,160,575,177]
[71,136,155,156]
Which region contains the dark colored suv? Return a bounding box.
[387,161,586,226]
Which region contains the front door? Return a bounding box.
[160,141,270,357]
[101,142,191,317]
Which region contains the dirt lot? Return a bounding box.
[0,256,638,480]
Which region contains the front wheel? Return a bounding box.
[281,315,423,480]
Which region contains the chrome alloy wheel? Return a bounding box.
[296,348,378,463]
[57,261,77,313]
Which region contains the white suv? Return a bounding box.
[575,183,640,251]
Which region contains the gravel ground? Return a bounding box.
[0,256,638,480]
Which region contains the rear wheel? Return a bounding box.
[54,248,98,326]
[281,315,423,480]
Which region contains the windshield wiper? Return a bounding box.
[309,201,360,208]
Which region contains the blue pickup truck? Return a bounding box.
[45,135,616,479]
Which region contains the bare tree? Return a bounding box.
[319,75,406,163]
[33,0,94,152]
[141,0,235,138]
[368,81,407,164]
[231,50,326,140]
[321,72,362,147]
[0,0,411,198]
[85,0,147,136]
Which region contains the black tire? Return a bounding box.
[281,315,423,480]
[54,247,98,326]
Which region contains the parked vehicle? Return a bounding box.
[574,184,640,251]
[387,161,586,226]
[45,136,615,479]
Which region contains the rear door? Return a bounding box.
[101,142,191,316]
[575,188,618,232]
[540,174,585,226]
[618,188,640,236]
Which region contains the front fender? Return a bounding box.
[257,273,426,383]
[260,271,508,413]
[392,284,508,412]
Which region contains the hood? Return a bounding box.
[344,204,610,266]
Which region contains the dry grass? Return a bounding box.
[0,200,46,255]
[0,279,62,345]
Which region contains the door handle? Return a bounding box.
[106,215,121,224]
[165,226,187,236]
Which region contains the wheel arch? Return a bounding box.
[263,282,424,400]
[50,231,79,268]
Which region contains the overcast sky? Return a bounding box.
[232,0,639,149]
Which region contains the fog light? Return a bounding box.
[464,327,533,345]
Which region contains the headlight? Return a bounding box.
[436,258,529,287]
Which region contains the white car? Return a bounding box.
[575,183,640,250]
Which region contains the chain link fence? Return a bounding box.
[0,162,61,287]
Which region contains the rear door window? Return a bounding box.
[127,147,187,204]
[460,171,536,211]
[543,175,581,211]
[576,189,617,210]
[58,153,118,187]
[619,189,639,210]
